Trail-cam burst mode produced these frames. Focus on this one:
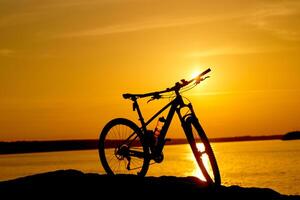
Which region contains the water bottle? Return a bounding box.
[154,117,165,140]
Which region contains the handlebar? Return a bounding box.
[123,68,211,100]
[199,68,211,78]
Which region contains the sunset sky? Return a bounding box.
[0,0,299,141]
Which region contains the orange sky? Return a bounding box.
[0,0,299,141]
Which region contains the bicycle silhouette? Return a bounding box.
[98,68,221,185]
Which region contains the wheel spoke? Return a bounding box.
[99,119,149,176]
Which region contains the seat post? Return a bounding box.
[132,99,146,131]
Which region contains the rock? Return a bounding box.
[0,169,299,199]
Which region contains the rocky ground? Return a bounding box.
[0,169,299,199]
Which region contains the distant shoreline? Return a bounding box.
[0,135,285,155]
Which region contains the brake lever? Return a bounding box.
[195,76,210,84]
[203,76,210,80]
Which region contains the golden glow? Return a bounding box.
[197,143,205,152]
[190,69,201,80]
[0,0,299,141]
[192,143,213,182]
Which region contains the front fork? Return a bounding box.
[176,103,196,141]
[176,103,196,123]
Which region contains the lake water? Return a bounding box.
[0,140,299,195]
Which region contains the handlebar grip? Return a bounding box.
[199,68,211,77]
[122,93,131,99]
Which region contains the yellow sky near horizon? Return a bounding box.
[0,0,299,141]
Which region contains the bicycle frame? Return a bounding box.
[132,92,196,156]
[99,68,221,182]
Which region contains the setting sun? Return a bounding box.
[192,143,214,182]
[190,70,202,79]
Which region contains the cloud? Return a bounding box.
[186,47,256,57]
[57,14,243,38]
[186,46,286,57]
[191,89,300,97]
[0,49,14,56]
[248,1,300,41]
[54,1,300,42]
[0,0,121,28]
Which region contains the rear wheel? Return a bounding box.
[98,118,150,176]
[185,116,221,185]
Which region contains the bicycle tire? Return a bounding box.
[98,118,150,176]
[185,116,221,185]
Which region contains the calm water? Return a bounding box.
[0,140,299,195]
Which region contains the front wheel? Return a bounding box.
[98,118,150,176]
[185,116,221,185]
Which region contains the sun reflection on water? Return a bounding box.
[190,143,212,182]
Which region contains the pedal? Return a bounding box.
[126,156,131,170]
[154,152,164,163]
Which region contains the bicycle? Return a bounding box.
[98,68,221,185]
